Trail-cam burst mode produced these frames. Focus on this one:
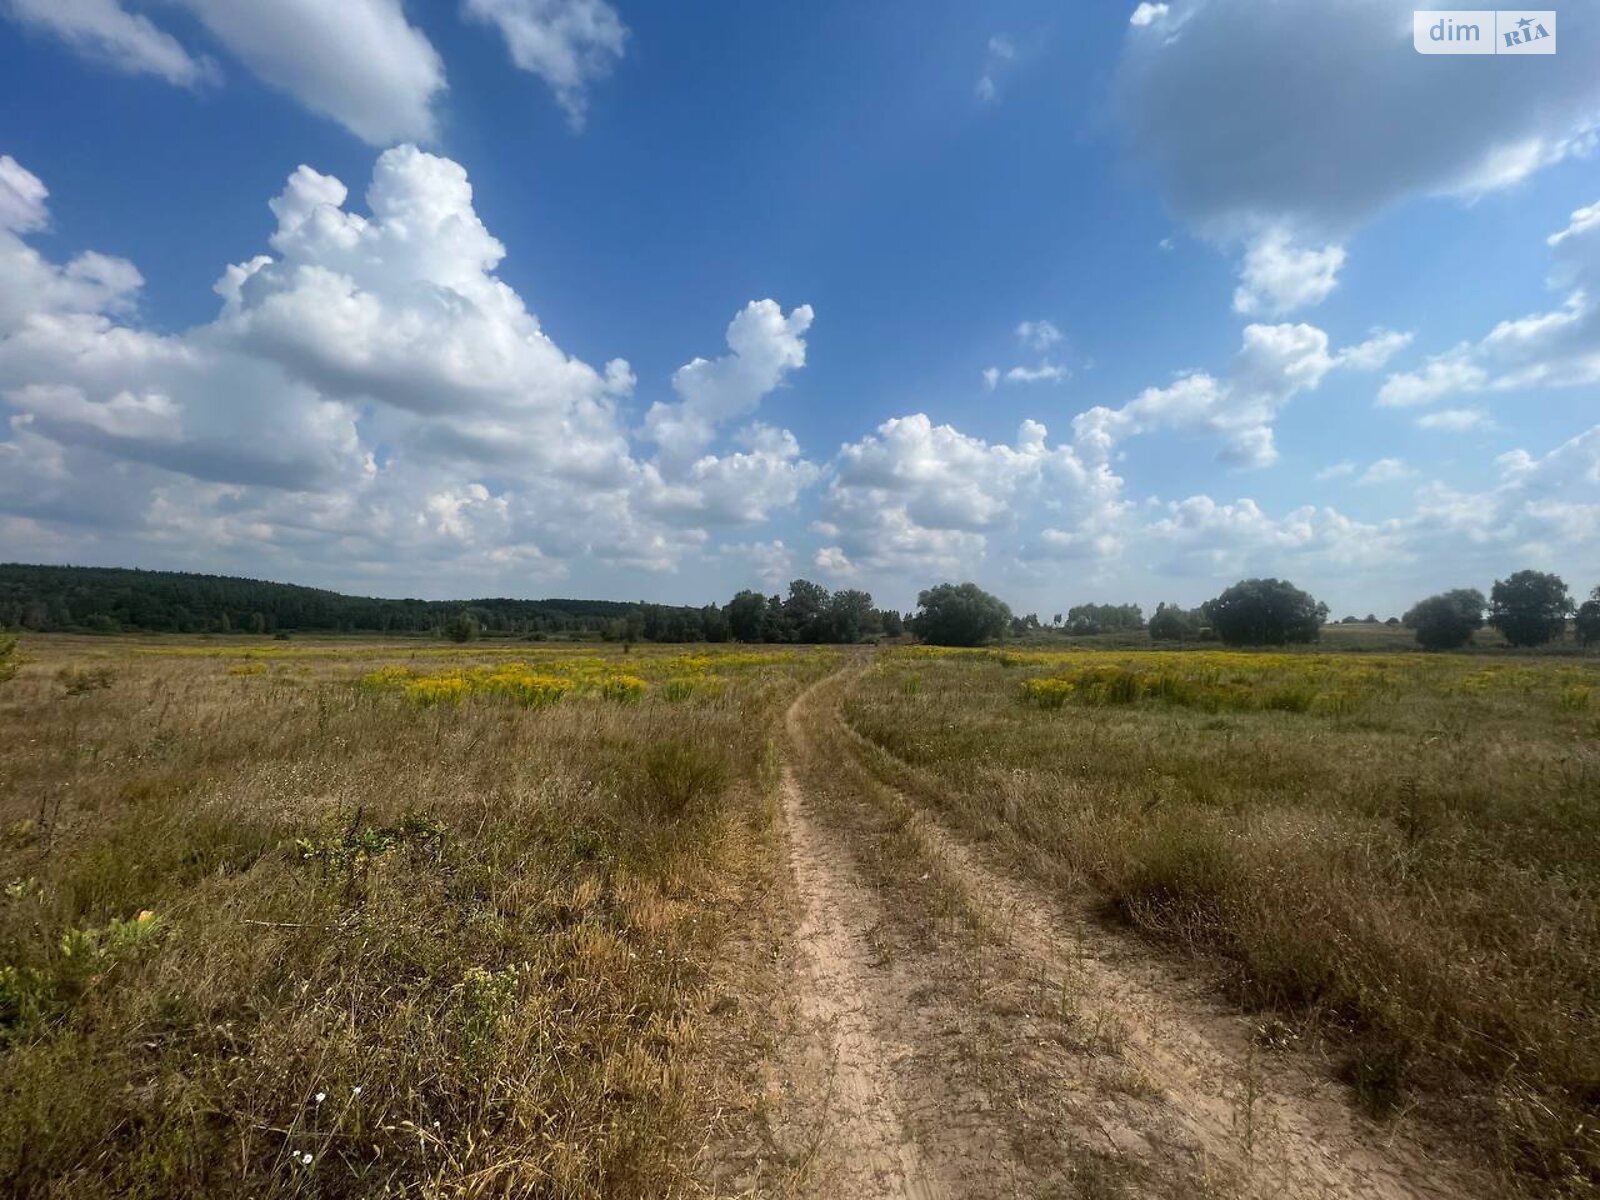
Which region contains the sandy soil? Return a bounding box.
[744,665,1491,1200]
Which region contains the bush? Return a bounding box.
[1202,579,1325,646]
[58,664,117,695]
[443,613,480,643]
[0,636,17,683]
[599,675,648,703]
[639,738,729,819]
[1402,588,1486,650]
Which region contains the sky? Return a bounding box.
[0,0,1597,618]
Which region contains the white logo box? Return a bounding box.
[1413,10,1556,54]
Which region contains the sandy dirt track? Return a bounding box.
[748,664,1489,1200]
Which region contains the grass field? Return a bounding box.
[842,645,1600,1194]
[0,635,835,1198]
[4,632,1598,1197]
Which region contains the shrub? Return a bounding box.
[639,738,729,819]
[58,664,117,695]
[488,672,572,707]
[443,612,480,643]
[0,635,18,683]
[661,677,697,701]
[403,676,471,705]
[1021,677,1074,708]
[599,674,648,702]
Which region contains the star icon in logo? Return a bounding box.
[1517,15,1533,29]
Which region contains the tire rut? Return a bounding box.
[824,673,1495,1200]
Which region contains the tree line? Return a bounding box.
[4,562,1596,651]
[0,564,707,638]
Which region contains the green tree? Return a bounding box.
[1402,588,1486,650]
[1148,602,1199,642]
[444,612,480,643]
[763,595,792,643]
[725,590,767,642]
[911,582,1012,647]
[1064,603,1144,635]
[700,604,729,643]
[783,579,831,642]
[1489,570,1572,647]
[1202,579,1325,646]
[1575,587,1600,647]
[825,589,875,643]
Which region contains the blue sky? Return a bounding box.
[1,1,1597,618]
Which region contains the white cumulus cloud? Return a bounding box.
[0,148,823,591]
[1232,228,1347,316]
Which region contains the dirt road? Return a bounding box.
[749,664,1488,1199]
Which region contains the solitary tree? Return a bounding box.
[1489,570,1572,647]
[444,612,480,643]
[911,582,1012,647]
[1573,586,1600,647]
[1403,588,1486,650]
[1202,579,1325,646]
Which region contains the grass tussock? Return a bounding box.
[846,646,1600,1196]
[0,635,835,1198]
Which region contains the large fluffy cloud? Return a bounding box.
[814,415,1127,579]
[1116,0,1600,238]
[1117,0,1600,317]
[0,147,820,589]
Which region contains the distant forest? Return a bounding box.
[0,563,903,643]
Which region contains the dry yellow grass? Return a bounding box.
[844,646,1600,1197]
[0,635,836,1198]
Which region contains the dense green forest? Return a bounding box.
[0,564,904,643]
[0,564,714,638]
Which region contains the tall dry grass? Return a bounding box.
[844,647,1600,1197]
[0,636,832,1198]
